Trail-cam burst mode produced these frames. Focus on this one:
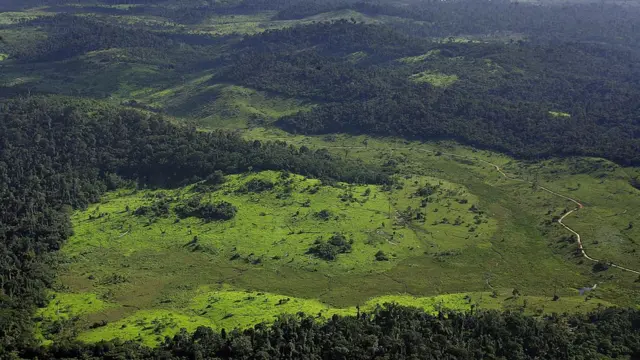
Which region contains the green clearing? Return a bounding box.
[0,53,7,61]
[44,132,640,345]
[399,50,441,63]
[58,170,497,292]
[38,292,114,322]
[549,111,571,118]
[410,71,459,87]
[196,12,280,35]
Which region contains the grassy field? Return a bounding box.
[410,71,459,87]
[549,111,571,118]
[41,133,640,345]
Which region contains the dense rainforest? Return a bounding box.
[0,97,387,355]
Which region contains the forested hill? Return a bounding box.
[0,97,387,353]
[218,21,640,164]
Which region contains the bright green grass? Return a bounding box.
[410,71,459,87]
[78,310,213,346]
[549,111,571,118]
[49,285,611,345]
[63,171,495,276]
[44,128,640,345]
[47,168,507,344]
[48,137,638,345]
[37,292,114,321]
[398,50,441,63]
[0,54,8,61]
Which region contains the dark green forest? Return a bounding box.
[2,0,640,358]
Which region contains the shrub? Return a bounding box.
[593,261,610,272]
[314,209,333,221]
[133,200,170,217]
[238,178,274,193]
[375,250,389,261]
[175,198,237,222]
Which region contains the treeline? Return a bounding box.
[0,96,388,354]
[21,304,640,359]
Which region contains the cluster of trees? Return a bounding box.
[0,96,387,354]
[22,304,640,359]
[175,197,238,222]
[307,233,352,260]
